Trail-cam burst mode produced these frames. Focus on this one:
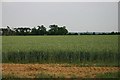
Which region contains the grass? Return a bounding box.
[35,72,54,78]
[95,71,120,78]
[2,35,119,66]
[2,74,19,79]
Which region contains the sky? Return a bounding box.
[1,0,119,2]
[1,2,119,32]
[0,2,2,27]
[118,2,120,32]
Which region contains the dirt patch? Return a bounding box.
[2,63,120,78]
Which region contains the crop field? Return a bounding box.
[2,35,120,78]
[2,35,119,66]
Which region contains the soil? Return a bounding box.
[2,63,120,78]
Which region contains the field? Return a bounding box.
[2,35,120,78]
[2,35,119,66]
[2,64,119,78]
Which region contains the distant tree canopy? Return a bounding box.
[48,25,68,35]
[31,25,47,35]
[1,24,68,36]
[1,25,120,36]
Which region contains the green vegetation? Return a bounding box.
[2,35,119,66]
[35,72,59,78]
[1,25,120,36]
[1,25,68,36]
[2,74,19,79]
[95,71,120,78]
[35,72,53,78]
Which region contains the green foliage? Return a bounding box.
[37,25,47,35]
[48,25,68,35]
[2,35,119,66]
[1,24,68,35]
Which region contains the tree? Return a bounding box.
[31,27,38,35]
[37,25,47,35]
[48,24,58,35]
[48,25,68,35]
[60,26,68,35]
[1,24,69,35]
[24,28,31,35]
[14,28,19,34]
[2,28,8,35]
[7,26,11,35]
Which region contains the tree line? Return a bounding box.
[70,32,120,35]
[1,24,68,35]
[0,24,120,35]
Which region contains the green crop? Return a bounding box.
[2,35,119,66]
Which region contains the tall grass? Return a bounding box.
[2,35,119,66]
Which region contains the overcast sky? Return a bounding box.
[2,2,118,32]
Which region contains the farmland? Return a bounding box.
[2,64,119,78]
[2,35,120,78]
[2,35,119,66]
